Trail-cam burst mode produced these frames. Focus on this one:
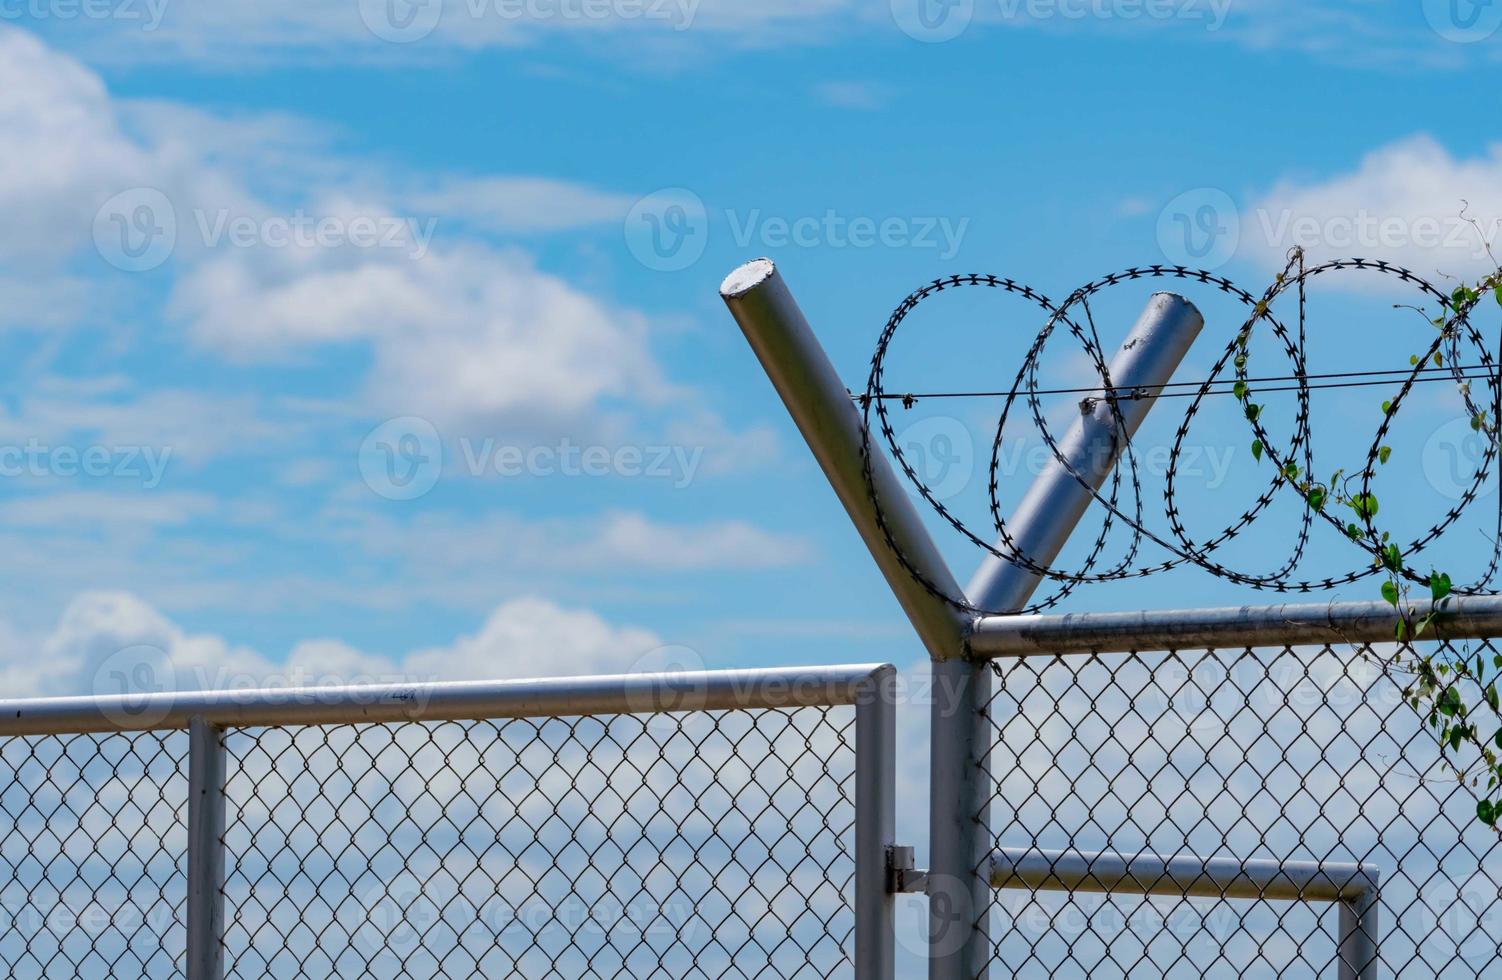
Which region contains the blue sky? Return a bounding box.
[1,1,1501,697]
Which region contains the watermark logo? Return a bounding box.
[890,0,975,42]
[92,644,175,729]
[896,416,975,501]
[1423,415,1498,502]
[625,644,708,734]
[1423,0,1502,43]
[356,884,440,956]
[1418,871,1502,957]
[359,0,444,41]
[94,188,177,273]
[624,188,710,272]
[360,417,444,501]
[1157,187,1239,269]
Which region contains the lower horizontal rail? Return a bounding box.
[991,847,1381,980]
[989,847,1379,902]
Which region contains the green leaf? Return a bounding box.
[1351,493,1380,520]
[1246,403,1262,423]
[1379,446,1392,465]
[1381,400,1393,414]
[1346,523,1362,541]
[1480,800,1497,826]
[1284,462,1300,480]
[1251,440,1263,462]
[1431,572,1454,602]
[1381,581,1400,607]
[1494,284,1502,308]
[1307,487,1326,511]
[1233,380,1248,401]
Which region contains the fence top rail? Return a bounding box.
[0,663,894,736]
[969,594,1502,658]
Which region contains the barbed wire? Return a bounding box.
[859,252,1502,617]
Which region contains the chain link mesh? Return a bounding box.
[983,638,1502,977]
[219,706,856,979]
[0,731,188,978]
[0,704,857,978]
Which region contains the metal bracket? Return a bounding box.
[887,845,929,895]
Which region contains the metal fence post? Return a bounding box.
[721,259,973,977]
[938,292,1204,980]
[1338,881,1380,980]
[855,665,897,980]
[186,716,227,980]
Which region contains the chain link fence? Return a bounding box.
[0,665,895,980]
[0,731,187,978]
[982,634,1502,978]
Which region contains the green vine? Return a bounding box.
[1240,259,1502,829]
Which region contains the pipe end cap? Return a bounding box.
[720,258,777,299]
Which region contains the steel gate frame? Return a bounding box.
[0,663,897,979]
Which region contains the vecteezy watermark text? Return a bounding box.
[623,188,970,272]
[93,187,438,272]
[359,417,706,501]
[0,0,167,29]
[0,440,172,489]
[358,0,700,43]
[459,438,704,487]
[890,0,1231,43]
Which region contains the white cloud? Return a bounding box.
[1244,134,1502,277]
[0,27,758,447]
[170,243,672,428]
[9,590,665,699]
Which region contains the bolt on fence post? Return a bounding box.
[855,665,897,980]
[186,716,227,980]
[935,292,1204,980]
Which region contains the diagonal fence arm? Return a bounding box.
[720,259,1205,979]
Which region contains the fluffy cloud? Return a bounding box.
[1244,134,1502,277]
[0,28,698,435]
[169,244,670,429]
[12,591,665,699]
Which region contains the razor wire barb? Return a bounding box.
[857,245,1502,827]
